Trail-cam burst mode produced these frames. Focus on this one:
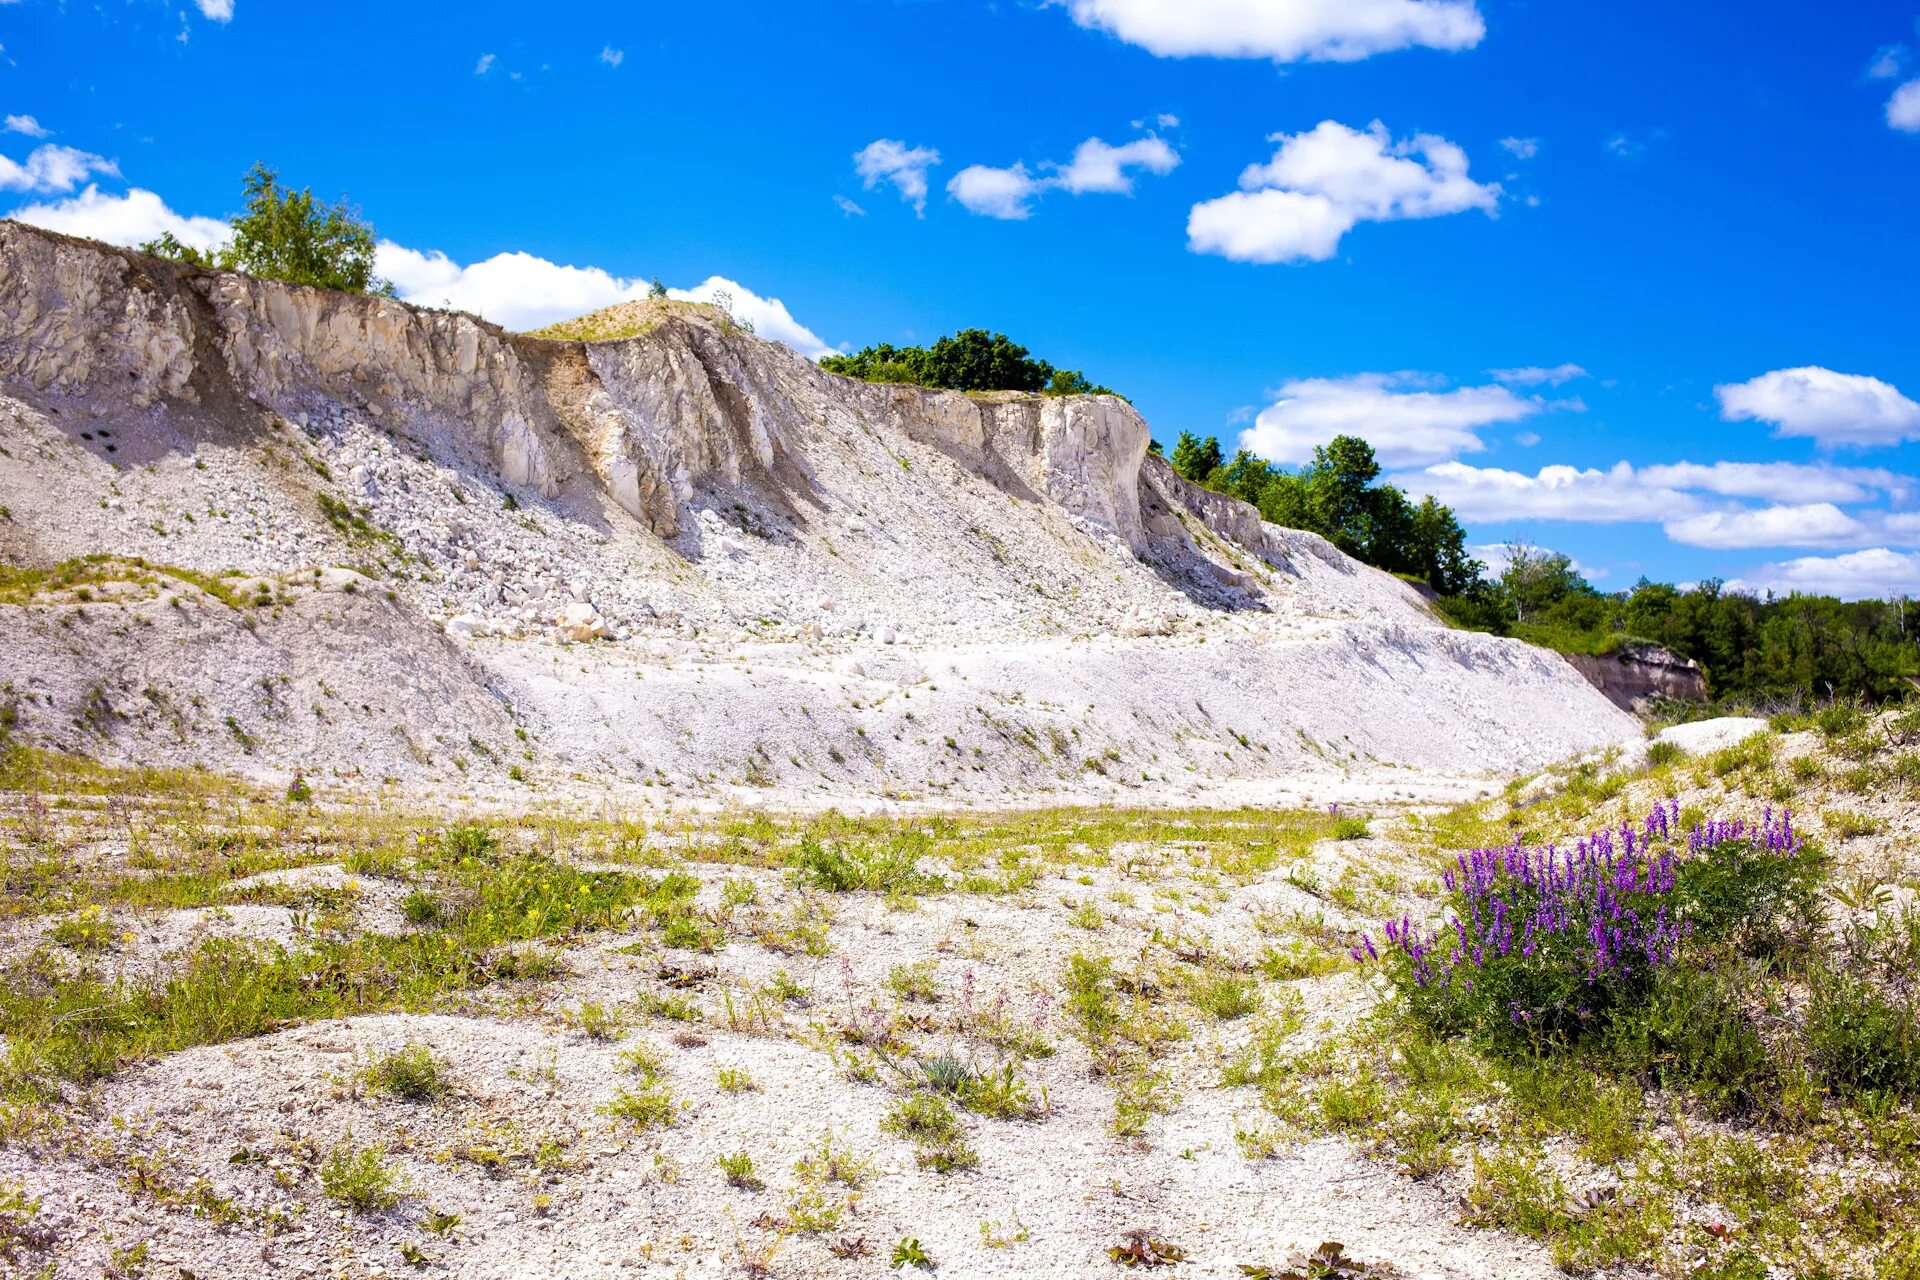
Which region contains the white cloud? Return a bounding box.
[4,114,49,138]
[1716,366,1920,447]
[1636,461,1911,505]
[1187,119,1498,263]
[1489,363,1585,387]
[666,277,833,360]
[194,0,233,20]
[1728,549,1920,601]
[1513,431,1540,447]
[1868,45,1908,80]
[1188,189,1353,263]
[1057,0,1485,63]
[376,248,832,357]
[1394,461,1705,524]
[1498,136,1538,160]
[7,184,227,251]
[474,53,496,75]
[833,195,866,217]
[1156,112,1180,128]
[1662,503,1871,550]
[946,163,1043,220]
[376,244,647,331]
[948,132,1180,219]
[1241,373,1549,468]
[854,139,941,216]
[0,143,118,194]
[1053,135,1179,194]
[1889,79,1920,131]
[600,46,624,67]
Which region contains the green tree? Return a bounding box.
[1496,542,1587,622]
[1300,435,1383,558]
[142,164,386,294]
[821,329,1123,396]
[1168,431,1223,484]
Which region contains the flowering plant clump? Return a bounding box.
[1355,804,1810,1049]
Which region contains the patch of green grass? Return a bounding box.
[319,1141,406,1212]
[360,1043,450,1102]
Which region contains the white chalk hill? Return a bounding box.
[0,222,1635,804]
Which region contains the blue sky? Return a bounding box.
[5,0,1920,598]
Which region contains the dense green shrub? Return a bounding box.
[143,163,387,294]
[821,329,1115,397]
[1806,972,1920,1097]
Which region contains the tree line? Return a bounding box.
[1164,429,1917,705]
[821,330,1114,398]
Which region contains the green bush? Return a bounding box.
[1604,966,1774,1116]
[142,164,387,294]
[789,834,943,895]
[1806,972,1920,1097]
[821,329,1116,397]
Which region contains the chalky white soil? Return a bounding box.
[3,819,1576,1280]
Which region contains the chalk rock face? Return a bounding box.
[0,226,198,404]
[0,219,1641,797]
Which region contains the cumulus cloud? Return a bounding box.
[1489,363,1585,387]
[600,46,624,67]
[947,163,1042,220]
[7,184,226,250]
[1889,79,1920,132]
[1052,135,1180,193]
[1056,0,1485,63]
[833,195,866,217]
[1716,366,1920,447]
[1395,457,1920,549]
[0,143,118,194]
[1636,461,1911,505]
[474,53,496,75]
[1187,119,1498,263]
[195,0,233,20]
[1241,373,1551,468]
[375,247,833,356]
[376,243,649,331]
[948,132,1179,219]
[1498,136,1539,160]
[1662,503,1871,550]
[1393,461,1705,524]
[1728,548,1920,601]
[854,139,942,215]
[4,114,48,138]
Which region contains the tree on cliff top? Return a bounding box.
[142,164,387,294]
[822,328,1115,396]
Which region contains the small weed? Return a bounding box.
[319,1141,406,1213]
[718,1151,764,1190]
[361,1043,450,1102]
[891,1236,934,1270]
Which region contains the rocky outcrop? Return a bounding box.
[1565,642,1708,712]
[0,222,1174,564]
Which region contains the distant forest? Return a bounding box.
[1164,429,1920,708]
